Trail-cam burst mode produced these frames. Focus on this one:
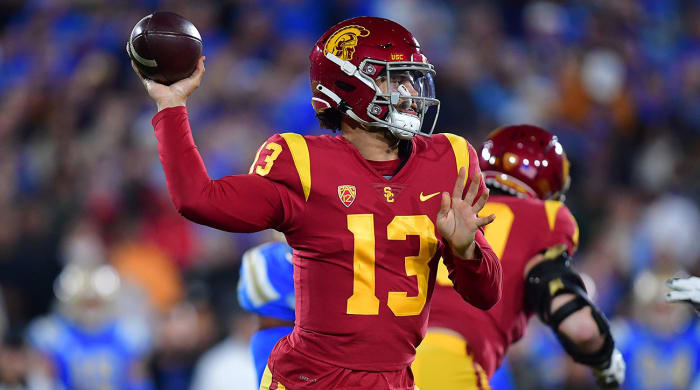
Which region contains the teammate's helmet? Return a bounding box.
[479,125,570,200]
[310,16,440,139]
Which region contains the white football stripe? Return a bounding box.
[128,39,157,68]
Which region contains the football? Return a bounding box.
[127,11,202,85]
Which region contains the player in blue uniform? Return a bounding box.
[614,317,700,390]
[28,263,153,390]
[616,270,700,390]
[237,240,294,385]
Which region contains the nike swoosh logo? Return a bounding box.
[419,192,440,202]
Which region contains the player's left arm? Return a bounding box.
[524,207,624,388]
[438,141,502,310]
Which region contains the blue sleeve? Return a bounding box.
[250,326,294,386]
[237,242,295,322]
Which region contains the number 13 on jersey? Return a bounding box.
[346,214,438,317]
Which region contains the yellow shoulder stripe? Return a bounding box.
[249,142,266,174]
[280,133,311,201]
[443,133,469,187]
[544,200,564,231]
[544,200,580,248]
[260,366,273,389]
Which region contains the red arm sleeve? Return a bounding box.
[442,141,502,309]
[152,106,284,233]
[442,231,502,309]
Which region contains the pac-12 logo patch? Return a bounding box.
[338,185,357,207]
[324,25,370,61]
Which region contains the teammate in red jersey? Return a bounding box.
[132,17,502,389]
[413,125,625,389]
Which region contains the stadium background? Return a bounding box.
[0,0,698,389]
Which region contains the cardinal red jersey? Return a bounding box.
[429,194,579,377]
[250,132,500,371]
[151,106,502,373]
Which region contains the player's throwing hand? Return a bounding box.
[437,167,496,259]
[131,56,205,112]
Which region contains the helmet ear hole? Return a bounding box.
[335,81,356,92]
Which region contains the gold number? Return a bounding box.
[255,142,282,176]
[346,214,380,315]
[436,202,514,286]
[387,215,438,316]
[479,202,515,259]
[346,214,437,316]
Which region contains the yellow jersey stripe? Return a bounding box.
[277,382,286,390]
[435,258,453,287]
[443,133,469,187]
[573,224,580,247]
[280,133,311,201]
[476,363,492,390]
[259,365,273,389]
[544,200,564,231]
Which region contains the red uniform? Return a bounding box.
[152,107,502,387]
[425,194,578,379]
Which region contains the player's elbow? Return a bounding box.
[476,285,501,310]
[175,202,196,219]
[559,307,604,354]
[172,194,203,221]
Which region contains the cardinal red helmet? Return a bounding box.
[309,16,440,139]
[479,125,571,200]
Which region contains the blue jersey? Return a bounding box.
[237,241,295,384]
[490,358,516,390]
[614,319,700,390]
[28,314,153,390]
[237,241,294,321]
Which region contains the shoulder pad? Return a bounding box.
[249,133,311,201]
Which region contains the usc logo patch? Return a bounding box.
[383,186,395,203]
[324,25,370,61]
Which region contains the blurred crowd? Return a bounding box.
[0,0,698,389]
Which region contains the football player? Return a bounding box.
[413,125,625,389]
[237,240,294,385]
[133,16,503,390]
[28,263,153,390]
[619,270,700,390]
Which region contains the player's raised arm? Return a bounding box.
[133,58,286,233]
